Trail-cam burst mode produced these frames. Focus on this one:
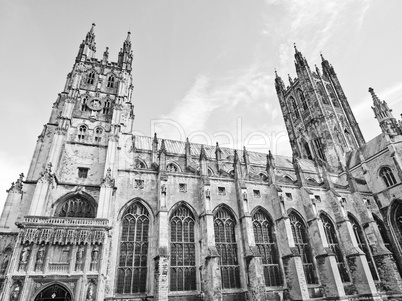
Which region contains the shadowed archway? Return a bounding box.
[34,284,72,301]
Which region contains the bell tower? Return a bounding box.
[275,45,365,170]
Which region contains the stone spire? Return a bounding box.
[118,31,133,72]
[76,23,96,62]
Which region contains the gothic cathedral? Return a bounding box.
[1,25,402,301]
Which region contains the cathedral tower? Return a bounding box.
[275,46,365,170]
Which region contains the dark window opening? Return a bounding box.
[55,195,95,218]
[103,100,111,115]
[78,167,89,178]
[314,138,326,161]
[81,96,89,111]
[87,72,95,85]
[380,167,397,187]
[299,90,308,111]
[107,75,115,88]
[304,142,313,160]
[218,187,226,195]
[78,125,87,142]
[94,127,103,143]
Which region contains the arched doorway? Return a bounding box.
[34,284,72,301]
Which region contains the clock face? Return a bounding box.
[87,98,105,111]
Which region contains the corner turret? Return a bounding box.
[76,23,97,62]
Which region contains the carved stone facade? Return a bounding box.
[1,26,402,301]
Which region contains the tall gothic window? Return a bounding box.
[107,75,115,88]
[349,214,379,280]
[170,205,196,291]
[317,82,329,105]
[55,195,96,218]
[81,96,89,111]
[314,138,326,161]
[374,215,392,252]
[214,206,240,289]
[326,84,340,107]
[87,72,95,85]
[380,167,397,187]
[253,209,282,286]
[117,202,149,294]
[103,99,111,114]
[289,97,299,119]
[304,142,313,160]
[78,125,88,142]
[321,214,350,282]
[298,90,308,111]
[289,212,317,284]
[391,202,402,253]
[94,127,103,143]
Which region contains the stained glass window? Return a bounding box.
[116,202,149,294]
[253,209,282,286]
[170,205,196,291]
[214,206,240,289]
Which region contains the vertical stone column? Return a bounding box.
[271,186,310,301]
[28,163,54,216]
[96,168,115,218]
[328,190,380,299]
[1,174,24,230]
[199,148,222,301]
[233,150,266,301]
[303,191,347,299]
[154,143,169,301]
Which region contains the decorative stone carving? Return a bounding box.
[205,188,210,199]
[86,279,97,301]
[0,247,11,274]
[90,245,99,271]
[101,168,115,188]
[19,245,31,271]
[10,281,22,301]
[75,244,85,271]
[6,173,24,194]
[161,184,166,194]
[38,162,54,185]
[35,244,46,272]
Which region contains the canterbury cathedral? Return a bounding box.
[1,24,402,301]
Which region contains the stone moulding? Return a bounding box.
[16,217,110,245]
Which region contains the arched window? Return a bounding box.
[107,75,115,88]
[298,90,308,111]
[34,284,72,301]
[289,97,299,119]
[304,142,313,160]
[317,82,329,105]
[55,195,96,218]
[170,205,196,291]
[94,127,103,143]
[117,202,149,294]
[167,163,178,173]
[81,96,89,111]
[348,214,379,280]
[320,214,350,282]
[77,125,88,142]
[380,167,397,187]
[87,72,95,85]
[289,212,317,284]
[314,138,326,161]
[103,99,111,115]
[391,202,402,252]
[326,84,340,107]
[214,206,240,289]
[373,215,392,251]
[253,209,282,286]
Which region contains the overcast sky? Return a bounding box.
[1,0,402,209]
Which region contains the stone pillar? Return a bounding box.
[271,186,309,301]
[97,168,114,219]
[199,154,222,301]
[154,255,170,301]
[1,175,24,230]
[329,190,380,299]
[303,191,346,299]
[28,162,54,216]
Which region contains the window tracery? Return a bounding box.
[107,75,115,88]
[94,127,103,143]
[55,195,96,218]
[252,209,282,286]
[380,167,397,187]
[170,205,196,291]
[166,163,178,172]
[289,97,299,119]
[298,90,308,111]
[391,202,402,254]
[77,125,88,142]
[349,214,379,280]
[103,99,111,114]
[214,206,240,289]
[326,84,340,107]
[87,72,95,85]
[373,215,392,251]
[81,96,89,111]
[321,214,350,282]
[314,138,325,161]
[289,212,317,284]
[117,202,149,294]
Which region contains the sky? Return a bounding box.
[1,0,402,210]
